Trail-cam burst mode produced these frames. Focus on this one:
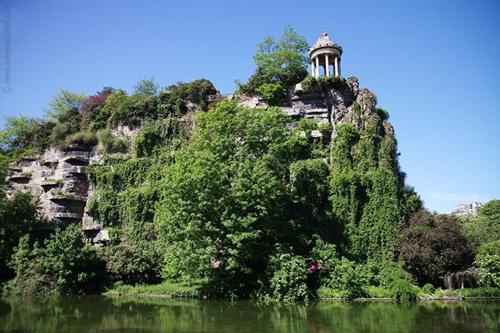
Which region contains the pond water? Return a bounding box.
[0,296,498,333]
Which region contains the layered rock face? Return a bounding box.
[5,143,105,241]
[240,76,377,136]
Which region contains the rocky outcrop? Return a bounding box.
[5,76,379,245]
[5,142,107,243]
[6,145,96,227]
[238,76,378,137]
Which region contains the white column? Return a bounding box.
[334,56,339,76]
[311,61,314,77]
[338,58,341,76]
[315,56,320,78]
[325,55,329,77]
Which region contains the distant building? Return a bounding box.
[451,202,482,216]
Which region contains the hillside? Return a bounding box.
[0,28,497,300]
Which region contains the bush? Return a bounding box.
[268,247,308,301]
[103,238,161,285]
[474,240,500,287]
[256,82,287,104]
[111,280,204,298]
[299,76,318,93]
[377,264,412,289]
[133,119,182,157]
[65,130,98,146]
[6,225,106,296]
[0,192,37,283]
[317,76,348,91]
[159,79,217,116]
[421,283,435,295]
[390,279,417,302]
[98,129,128,154]
[324,258,366,299]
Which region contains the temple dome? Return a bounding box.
[309,31,343,57]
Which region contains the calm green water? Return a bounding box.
[0,296,498,333]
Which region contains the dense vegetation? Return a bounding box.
[0,28,498,300]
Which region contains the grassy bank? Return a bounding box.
[106,282,500,302]
[105,281,204,299]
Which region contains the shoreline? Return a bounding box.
[103,291,500,302]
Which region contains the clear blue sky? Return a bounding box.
[0,0,499,213]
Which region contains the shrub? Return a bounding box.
[256,82,287,104]
[98,129,128,154]
[133,119,182,157]
[325,258,366,299]
[159,79,217,116]
[268,247,308,301]
[299,76,318,93]
[103,237,161,285]
[0,192,37,283]
[390,279,417,302]
[317,76,348,91]
[474,240,500,287]
[377,264,412,289]
[6,225,106,295]
[421,283,435,295]
[65,130,98,146]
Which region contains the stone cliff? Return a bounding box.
[5,76,383,244]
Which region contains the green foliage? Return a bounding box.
[267,246,308,301]
[98,129,128,154]
[103,236,161,285]
[299,75,348,94]
[133,118,183,157]
[155,100,319,297]
[6,225,105,295]
[256,82,287,104]
[321,257,366,299]
[390,279,417,302]
[134,78,160,96]
[462,199,500,247]
[159,79,218,116]
[240,26,308,94]
[0,192,37,283]
[299,76,318,93]
[399,210,474,286]
[111,280,204,298]
[46,90,86,145]
[46,90,86,121]
[0,117,53,154]
[421,283,435,295]
[474,240,500,287]
[317,76,348,91]
[56,130,98,150]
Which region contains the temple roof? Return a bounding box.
[309,31,342,55]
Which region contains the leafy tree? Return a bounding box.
[46,90,86,121]
[7,225,105,295]
[0,117,53,154]
[399,210,474,286]
[240,26,308,95]
[80,87,114,129]
[0,192,37,283]
[474,240,500,287]
[134,78,160,96]
[155,100,311,297]
[462,200,500,247]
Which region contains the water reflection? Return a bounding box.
[0,296,498,333]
